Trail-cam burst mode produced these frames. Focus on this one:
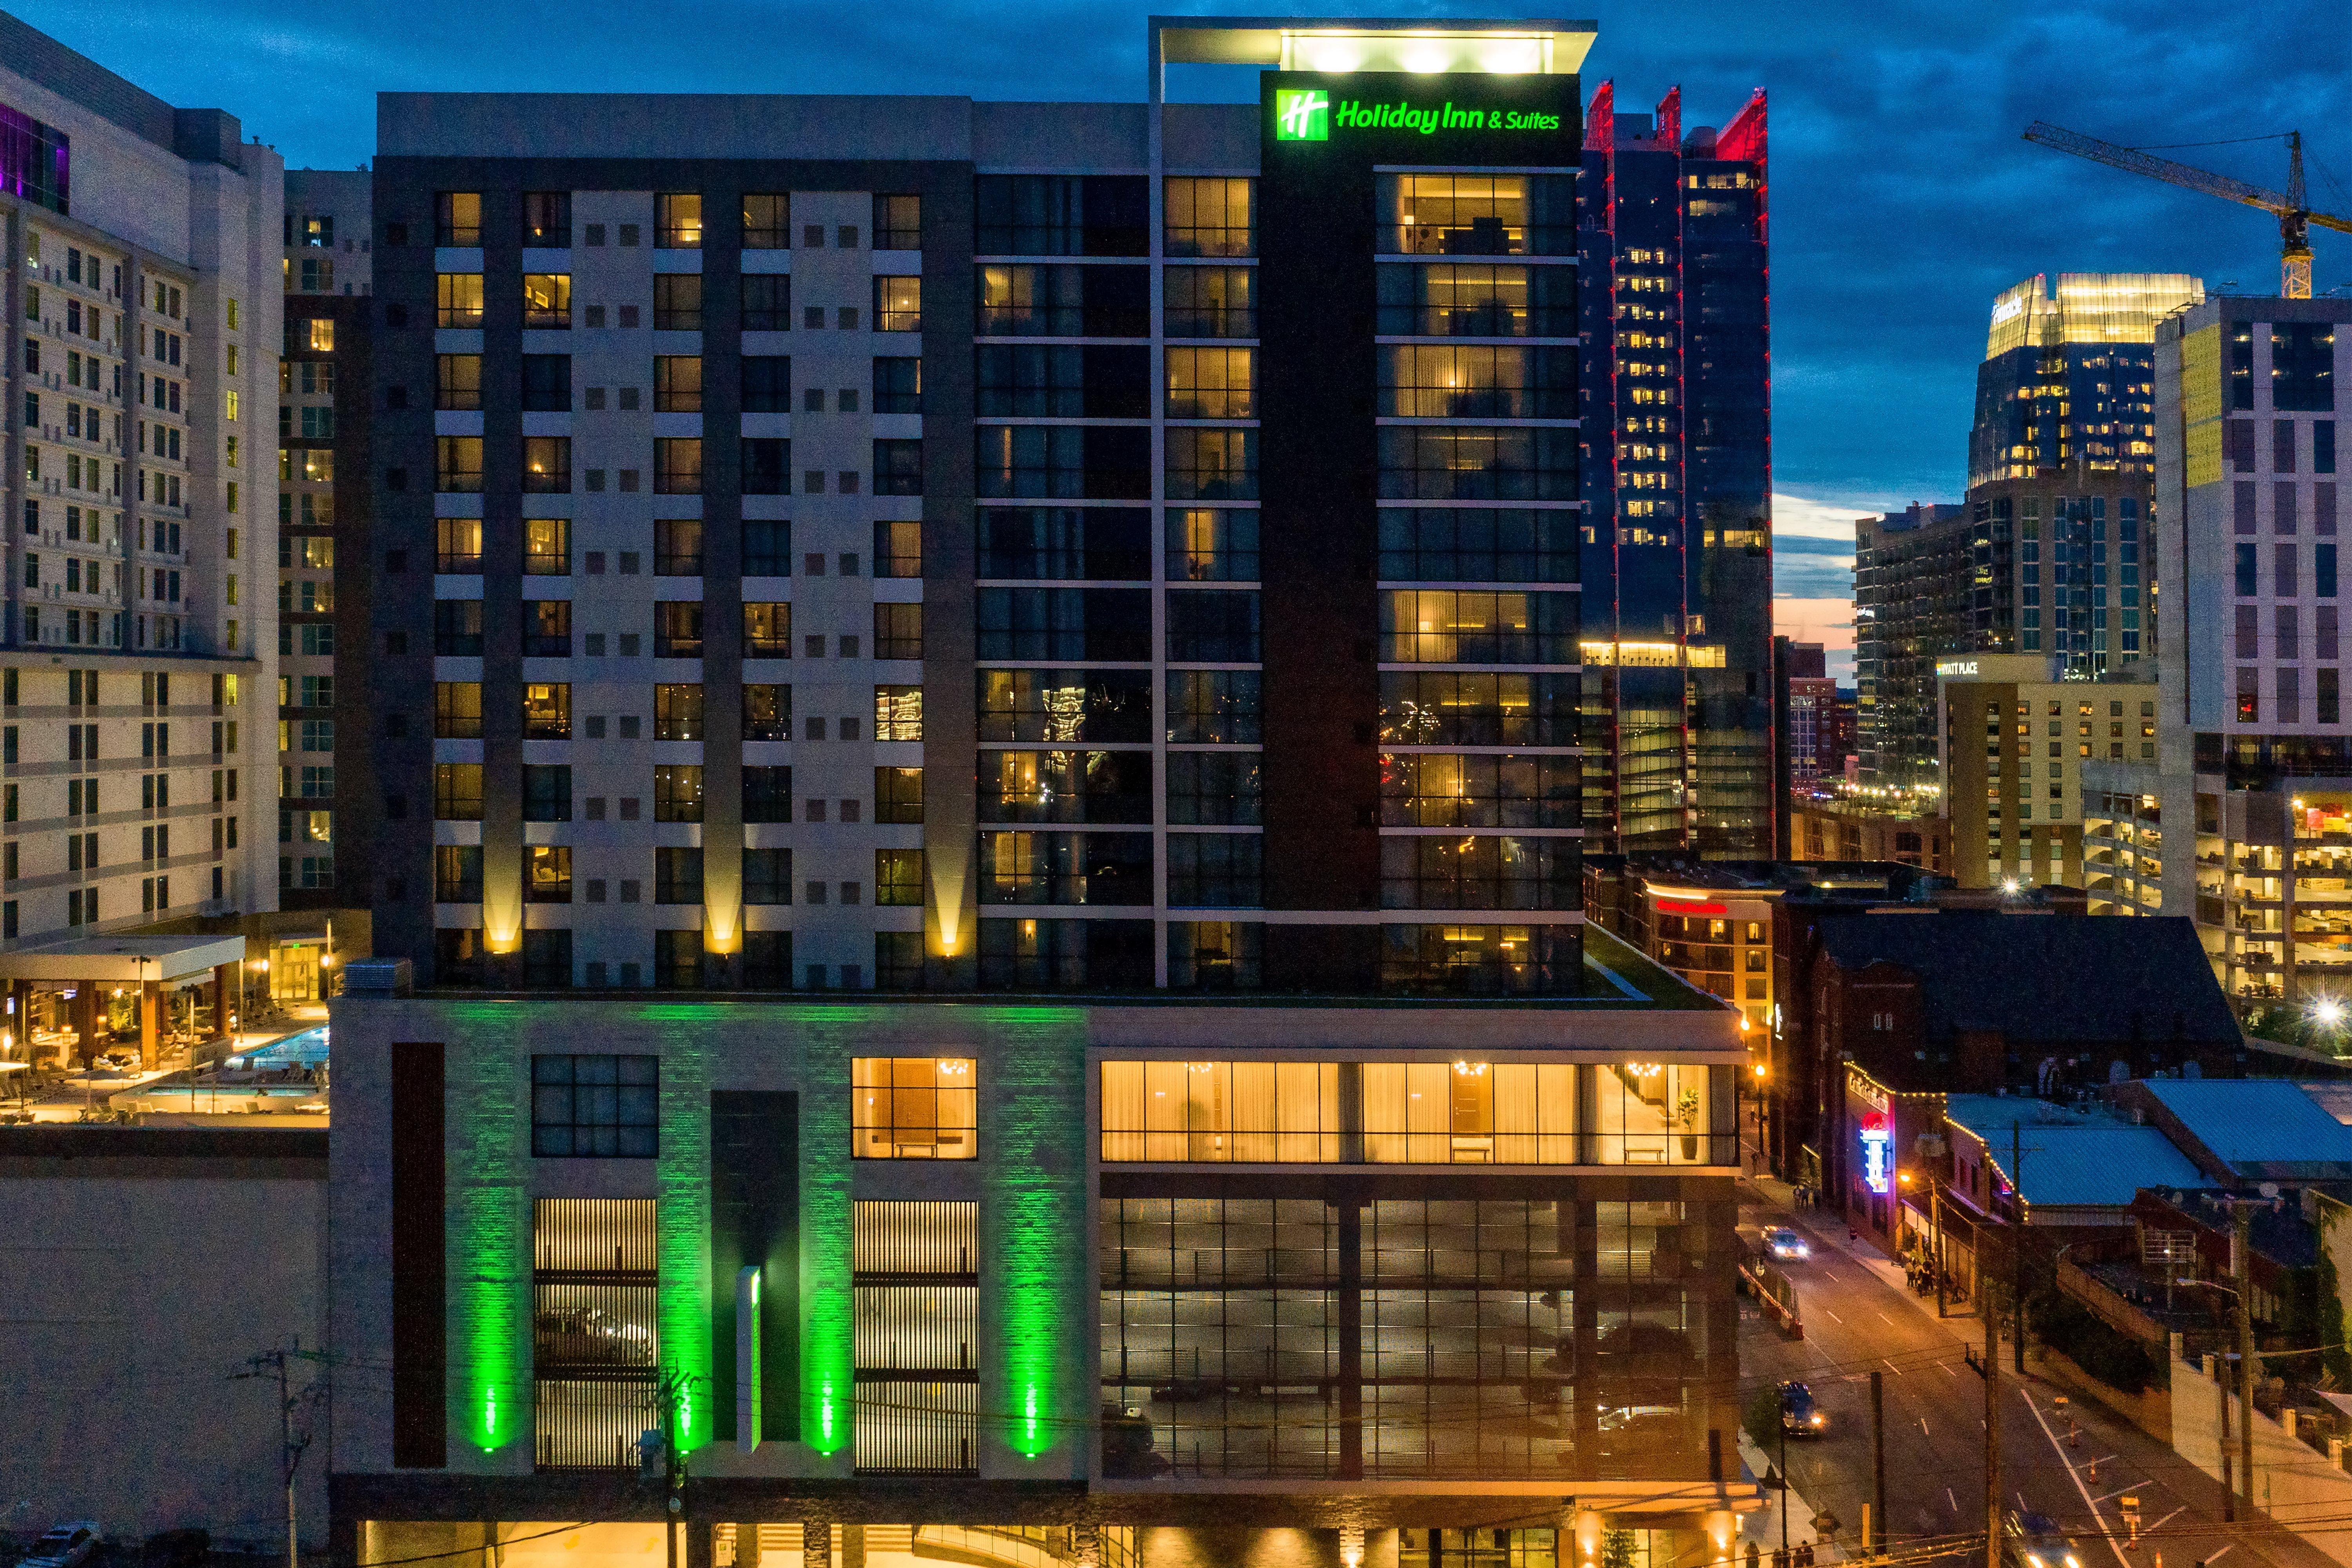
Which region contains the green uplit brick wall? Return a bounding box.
[783,1005,864,1459]
[445,1005,531,1462]
[983,1006,1090,1469]
[646,1005,716,1452]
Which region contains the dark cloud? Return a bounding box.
[20,0,2350,505]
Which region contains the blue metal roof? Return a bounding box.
[2141,1080,2352,1173]
[1945,1095,2205,1209]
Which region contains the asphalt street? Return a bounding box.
[1736,1183,2339,1568]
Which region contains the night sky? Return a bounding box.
[21,0,2350,676]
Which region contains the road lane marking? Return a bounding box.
[1947,1488,1957,1512]
[1820,1306,1845,1324]
[2202,1548,2233,1565]
[1939,1362,1957,1376]
[2147,1508,2183,1534]
[1877,1312,1895,1325]
[2022,1387,2132,1568]
[2091,1482,2151,1503]
[1920,1418,1930,1436]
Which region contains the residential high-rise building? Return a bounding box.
[1969,272,2202,490]
[273,169,374,996]
[2089,296,2347,1005]
[323,16,1761,1562]
[0,15,280,996]
[1577,85,1771,857]
[1858,276,2200,793]
[1851,501,1965,787]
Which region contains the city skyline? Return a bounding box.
[14,0,2350,684]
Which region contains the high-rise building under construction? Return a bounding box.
[1577,85,1772,855]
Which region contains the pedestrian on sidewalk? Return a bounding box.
[1746,1542,1760,1568]
[1798,1543,1814,1568]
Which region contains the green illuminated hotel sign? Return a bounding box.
[1274,87,1566,141]
[1275,88,1328,140]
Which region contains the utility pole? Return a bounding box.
[1871,1369,1886,1556]
[2011,1123,2027,1374]
[235,1340,312,1568]
[1985,1254,2002,1568]
[2234,1201,2257,1517]
[1931,1179,1946,1318]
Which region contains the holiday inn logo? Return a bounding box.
[1275,88,1329,140]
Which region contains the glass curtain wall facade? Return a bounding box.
[1576,86,1770,857]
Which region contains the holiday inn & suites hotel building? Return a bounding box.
[328,16,1759,1568]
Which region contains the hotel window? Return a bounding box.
[1377,345,1575,420]
[533,1058,659,1157]
[435,681,483,739]
[1364,1061,1577,1163]
[873,356,920,415]
[1163,265,1256,339]
[653,274,702,332]
[875,519,922,578]
[655,355,702,412]
[527,844,572,904]
[1166,508,1259,583]
[1164,427,1256,502]
[873,194,922,250]
[523,273,572,329]
[875,848,925,906]
[1379,590,1576,664]
[874,684,922,740]
[434,763,483,821]
[743,193,790,249]
[1378,508,1577,583]
[1163,177,1254,258]
[1099,1060,1339,1161]
[657,193,703,249]
[654,764,704,823]
[436,517,483,573]
[877,766,924,824]
[744,684,791,741]
[1165,347,1253,419]
[1590,1062,1722,1164]
[743,602,789,657]
[532,1198,658,1469]
[523,436,571,494]
[1377,263,1574,338]
[522,191,571,248]
[657,438,702,495]
[875,276,922,333]
[436,192,483,247]
[436,436,483,494]
[305,318,335,352]
[853,1057,976,1159]
[525,517,571,575]
[437,354,482,411]
[433,597,482,653]
[655,682,704,740]
[1376,426,1576,501]
[436,272,483,328]
[434,844,483,903]
[853,1201,977,1474]
[523,682,571,739]
[1377,174,1573,257]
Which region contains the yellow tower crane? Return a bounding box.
[2023,122,2352,299]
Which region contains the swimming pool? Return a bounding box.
[230,1025,328,1069]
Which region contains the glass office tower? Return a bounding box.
[1577,86,1771,856]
